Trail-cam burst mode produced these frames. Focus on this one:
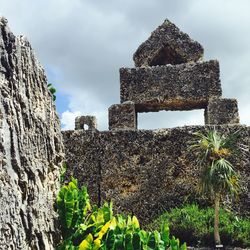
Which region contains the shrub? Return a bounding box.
[146,204,250,247]
[48,83,56,101]
[56,178,187,250]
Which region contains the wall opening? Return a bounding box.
[138,110,204,130]
[149,46,185,66]
[84,124,89,130]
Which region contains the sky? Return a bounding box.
[0,0,250,130]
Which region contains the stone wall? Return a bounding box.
[0,17,64,249]
[63,125,250,225]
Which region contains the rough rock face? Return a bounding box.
[75,115,97,131]
[120,60,221,112]
[109,103,137,130]
[0,17,64,249]
[133,19,204,67]
[63,125,250,225]
[205,98,240,125]
[63,130,100,205]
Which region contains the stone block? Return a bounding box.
[75,115,97,130]
[120,60,221,112]
[205,98,240,125]
[133,19,204,67]
[108,102,137,130]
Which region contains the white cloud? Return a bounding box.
[61,110,82,130]
[1,0,250,130]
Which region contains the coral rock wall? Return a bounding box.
[0,17,64,249]
[63,126,250,225]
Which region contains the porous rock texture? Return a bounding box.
[75,115,97,130]
[63,130,100,205]
[63,125,250,225]
[133,19,204,67]
[120,60,221,112]
[109,102,137,130]
[205,97,240,125]
[0,17,64,249]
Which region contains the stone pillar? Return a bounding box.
[108,102,137,130]
[75,116,97,130]
[205,98,240,125]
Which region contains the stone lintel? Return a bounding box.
[120,60,221,112]
[75,116,97,130]
[108,102,137,130]
[205,98,240,125]
[133,19,204,67]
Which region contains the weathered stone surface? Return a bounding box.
[63,125,250,225]
[75,115,97,130]
[0,17,64,249]
[63,130,100,205]
[133,19,204,67]
[120,60,221,112]
[108,102,137,130]
[205,98,240,125]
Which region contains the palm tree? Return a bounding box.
[191,129,240,246]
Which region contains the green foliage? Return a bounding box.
[60,162,67,184]
[56,178,186,250]
[48,83,56,101]
[57,177,91,241]
[146,204,250,247]
[190,129,240,198]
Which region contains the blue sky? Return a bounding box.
[44,66,69,116]
[1,0,250,130]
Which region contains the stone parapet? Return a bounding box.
[120,60,221,112]
[75,115,97,130]
[108,102,137,130]
[205,98,240,125]
[133,19,204,67]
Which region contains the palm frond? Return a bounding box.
[192,129,240,199]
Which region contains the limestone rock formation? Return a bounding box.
[133,19,204,67]
[0,17,64,249]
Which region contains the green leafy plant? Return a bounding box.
[146,204,250,247]
[190,129,240,245]
[48,83,56,101]
[56,178,187,250]
[60,162,67,184]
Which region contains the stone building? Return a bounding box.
[64,20,248,225]
[0,17,249,249]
